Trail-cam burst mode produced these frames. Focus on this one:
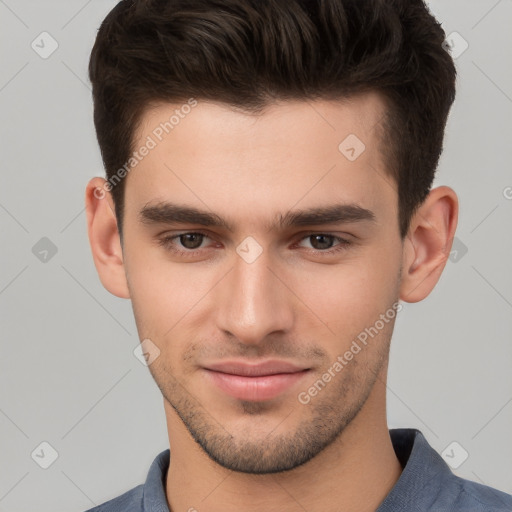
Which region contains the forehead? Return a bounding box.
[124,93,397,232]
[136,91,387,160]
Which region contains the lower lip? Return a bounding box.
[204,369,310,401]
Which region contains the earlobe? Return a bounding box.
[399,186,458,303]
[85,177,130,299]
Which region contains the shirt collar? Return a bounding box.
[377,428,453,511]
[142,447,171,512]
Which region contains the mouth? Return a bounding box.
[202,360,311,401]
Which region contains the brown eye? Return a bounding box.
[158,231,212,256]
[297,233,352,254]
[178,233,205,250]
[308,234,336,250]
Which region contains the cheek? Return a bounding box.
[124,245,195,338]
[288,248,401,342]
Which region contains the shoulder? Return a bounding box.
[448,475,512,511]
[81,448,170,512]
[384,429,512,512]
[82,484,144,512]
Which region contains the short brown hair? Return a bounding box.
[89,0,456,238]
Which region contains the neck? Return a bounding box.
[163,371,402,512]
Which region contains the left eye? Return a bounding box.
[298,233,347,251]
[173,232,208,250]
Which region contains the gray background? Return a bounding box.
[1,1,511,511]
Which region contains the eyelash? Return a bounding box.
[157,231,353,258]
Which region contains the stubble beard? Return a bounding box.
[150,339,389,474]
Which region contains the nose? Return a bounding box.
[214,246,295,346]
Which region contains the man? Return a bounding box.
[84,0,512,511]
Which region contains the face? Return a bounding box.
[121,93,404,473]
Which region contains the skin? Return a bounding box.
[85,92,458,512]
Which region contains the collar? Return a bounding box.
[377,428,454,511]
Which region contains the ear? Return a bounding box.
[85,177,130,299]
[399,186,458,303]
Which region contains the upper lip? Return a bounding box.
[204,360,309,377]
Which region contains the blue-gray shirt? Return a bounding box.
[84,428,512,511]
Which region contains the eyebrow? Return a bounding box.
[139,201,376,232]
